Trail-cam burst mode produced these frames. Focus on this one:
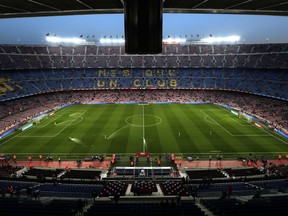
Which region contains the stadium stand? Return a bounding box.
[0,42,288,215]
[1,44,288,70]
[251,179,288,193]
[0,164,22,178]
[38,183,103,198]
[131,181,157,196]
[0,180,37,194]
[195,182,258,196]
[0,68,287,101]
[160,181,190,196]
[99,181,128,197]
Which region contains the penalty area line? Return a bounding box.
[224,114,251,126]
[200,110,234,136]
[18,110,87,138]
[247,121,288,145]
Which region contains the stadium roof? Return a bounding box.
[0,0,288,18]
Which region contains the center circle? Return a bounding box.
[125,115,162,127]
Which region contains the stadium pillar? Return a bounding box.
[124,0,163,54]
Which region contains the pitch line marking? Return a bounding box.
[107,115,162,140]
[20,117,84,137]
[54,116,84,126]
[0,127,29,146]
[107,107,161,142]
[142,105,147,152]
[0,108,71,145]
[201,110,270,137]
[0,106,75,146]
[125,115,162,127]
[219,106,288,139]
[204,115,218,125]
[34,115,63,127]
[218,105,288,144]
[220,106,288,145]
[143,105,145,139]
[225,114,251,126]
[246,121,288,145]
[107,125,129,140]
[201,110,234,136]
[18,111,87,138]
[30,107,87,128]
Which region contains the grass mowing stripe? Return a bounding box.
[246,120,288,145]
[218,105,288,144]
[86,104,121,153]
[107,104,136,153]
[199,105,269,153]
[19,110,87,138]
[150,105,181,153]
[185,105,237,153]
[142,105,146,152]
[200,109,233,136]
[163,104,199,153]
[144,104,162,153]
[205,107,268,152]
[211,107,284,153]
[125,104,146,153]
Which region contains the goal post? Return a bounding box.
[239,112,253,123]
[32,113,49,124]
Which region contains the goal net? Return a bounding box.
[239,112,253,123]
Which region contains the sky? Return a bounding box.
[0,13,288,45]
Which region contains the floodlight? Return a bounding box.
[201,35,240,43]
[46,36,86,44]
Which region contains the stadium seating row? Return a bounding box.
[1,68,287,101]
[1,44,288,69]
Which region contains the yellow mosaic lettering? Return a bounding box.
[170,79,177,87]
[98,69,107,77]
[134,79,141,87]
[97,80,105,87]
[156,69,164,77]
[145,80,152,87]
[110,80,118,87]
[122,70,130,77]
[110,70,116,77]
[145,70,153,77]
[168,69,175,77]
[157,80,165,87]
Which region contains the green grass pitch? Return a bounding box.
[0,104,287,159]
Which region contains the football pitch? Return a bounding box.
[0,104,288,159]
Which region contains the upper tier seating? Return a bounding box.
[1,44,288,69]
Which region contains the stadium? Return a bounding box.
[0,0,288,216]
